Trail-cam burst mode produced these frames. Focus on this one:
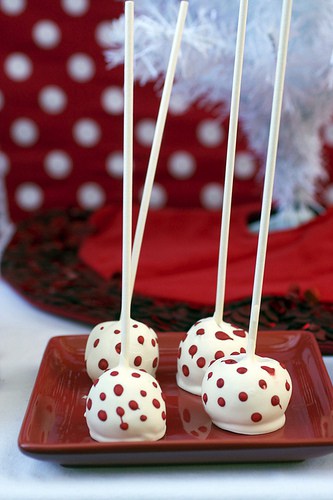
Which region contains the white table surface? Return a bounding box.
[1,279,333,500]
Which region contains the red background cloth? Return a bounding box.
[1,0,333,225]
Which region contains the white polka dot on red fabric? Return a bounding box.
[168,151,196,179]
[135,119,156,147]
[0,152,10,175]
[38,86,67,114]
[106,151,124,178]
[61,0,90,16]
[67,53,95,82]
[323,122,333,147]
[200,183,223,210]
[4,53,32,81]
[101,86,124,115]
[95,20,113,48]
[72,118,101,147]
[235,152,256,180]
[10,118,39,147]
[77,182,105,210]
[15,182,44,210]
[32,20,61,49]
[197,119,225,148]
[44,150,72,179]
[168,94,189,115]
[138,183,167,209]
[0,0,26,15]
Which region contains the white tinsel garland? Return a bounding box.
[106,0,333,219]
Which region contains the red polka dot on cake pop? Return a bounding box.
[133,324,139,329]
[120,422,129,430]
[259,379,267,389]
[93,339,99,348]
[177,346,182,359]
[233,329,247,338]
[196,328,205,335]
[239,392,248,402]
[224,359,237,365]
[140,415,147,422]
[182,365,190,377]
[237,367,247,374]
[110,370,119,377]
[261,365,275,376]
[115,343,121,354]
[207,371,213,379]
[214,350,225,359]
[151,339,156,347]
[162,411,166,420]
[285,380,291,391]
[271,395,281,408]
[98,358,108,370]
[153,399,161,409]
[215,331,232,341]
[134,356,142,367]
[216,378,224,388]
[114,384,124,396]
[196,357,206,368]
[251,412,263,423]
[189,345,198,357]
[114,329,121,334]
[137,335,144,345]
[129,400,139,410]
[131,372,141,378]
[87,398,92,410]
[99,392,106,401]
[116,406,125,417]
[217,397,226,407]
[140,390,147,397]
[98,410,107,421]
[203,393,208,404]
[152,381,158,388]
[153,357,158,368]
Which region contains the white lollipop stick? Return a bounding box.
[130,0,188,295]
[247,0,293,358]
[213,0,248,327]
[119,0,135,366]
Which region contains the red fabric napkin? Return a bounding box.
[79,204,333,306]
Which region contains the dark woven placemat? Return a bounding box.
[2,207,333,353]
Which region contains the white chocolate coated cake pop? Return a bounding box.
[201,353,292,434]
[85,364,166,442]
[176,316,248,396]
[85,319,159,381]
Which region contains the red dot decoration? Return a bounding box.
[134,356,142,367]
[153,399,161,409]
[196,357,206,368]
[237,367,247,374]
[240,347,246,354]
[131,372,141,378]
[114,384,124,396]
[114,329,121,334]
[162,411,166,420]
[207,371,213,379]
[87,398,92,410]
[98,410,107,421]
[202,393,208,404]
[151,339,156,347]
[133,324,139,328]
[138,335,144,345]
[271,395,281,407]
[177,346,182,359]
[214,350,224,359]
[120,422,129,430]
[153,357,158,368]
[215,331,232,341]
[140,415,147,422]
[93,339,99,348]
[116,406,125,417]
[189,345,198,357]
[152,381,158,388]
[110,370,119,376]
[182,365,190,377]
[239,392,248,402]
[140,390,147,397]
[285,380,291,391]
[224,359,237,364]
[216,378,224,388]
[98,358,108,370]
[99,392,106,401]
[251,412,263,423]
[261,366,275,376]
[196,328,205,335]
[217,397,226,407]
[233,329,246,338]
[259,379,267,389]
[129,400,139,410]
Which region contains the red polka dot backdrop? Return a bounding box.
[1,0,268,223]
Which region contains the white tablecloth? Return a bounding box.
[1,280,333,500]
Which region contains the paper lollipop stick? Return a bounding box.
[119,0,135,365]
[130,0,188,294]
[247,0,293,358]
[213,0,248,327]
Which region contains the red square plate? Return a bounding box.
[18,331,333,465]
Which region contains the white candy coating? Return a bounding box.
[201,353,292,435]
[85,365,166,442]
[85,319,159,381]
[176,317,248,395]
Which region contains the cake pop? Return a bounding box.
[201,0,293,435]
[177,0,249,395]
[85,0,188,381]
[86,1,189,441]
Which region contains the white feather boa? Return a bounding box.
[105,0,333,212]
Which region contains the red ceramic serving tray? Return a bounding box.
[18,331,333,466]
